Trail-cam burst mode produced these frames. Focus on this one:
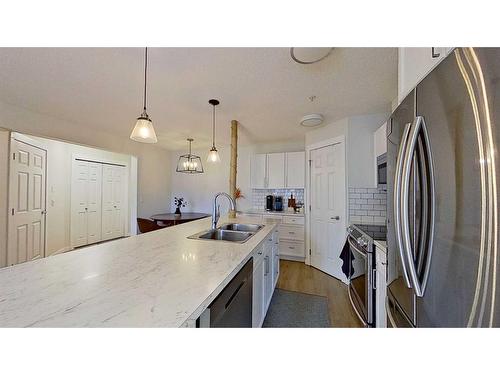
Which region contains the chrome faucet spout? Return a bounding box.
[211,192,236,230]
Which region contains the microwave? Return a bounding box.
[377,153,387,188]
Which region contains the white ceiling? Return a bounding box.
[0,48,397,150]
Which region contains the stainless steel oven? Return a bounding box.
[347,225,376,327]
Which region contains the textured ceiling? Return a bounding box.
[0,48,397,150]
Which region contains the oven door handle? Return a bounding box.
[347,236,368,258]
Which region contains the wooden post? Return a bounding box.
[228,120,238,219]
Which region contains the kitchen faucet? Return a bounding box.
[212,192,236,230]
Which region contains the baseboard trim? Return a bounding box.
[279,255,305,262]
[49,246,73,257]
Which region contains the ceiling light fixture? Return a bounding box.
[207,99,221,163]
[290,47,334,65]
[300,114,324,127]
[130,47,158,143]
[176,138,204,174]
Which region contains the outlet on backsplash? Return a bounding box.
[348,186,387,224]
[252,189,304,210]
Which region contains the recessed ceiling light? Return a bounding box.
[300,114,324,127]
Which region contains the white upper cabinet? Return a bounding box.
[374,122,387,158]
[251,151,305,189]
[285,151,305,188]
[251,153,267,188]
[398,47,453,103]
[266,153,285,189]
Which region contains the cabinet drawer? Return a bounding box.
[253,244,266,264]
[279,225,304,241]
[279,240,304,257]
[262,214,282,223]
[282,216,304,225]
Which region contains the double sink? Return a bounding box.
[188,223,263,243]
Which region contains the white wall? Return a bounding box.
[14,133,136,256]
[0,100,171,220]
[168,140,305,215]
[346,114,388,188]
[0,129,9,268]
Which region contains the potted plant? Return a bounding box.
[174,197,187,216]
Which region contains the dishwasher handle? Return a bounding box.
[225,280,246,310]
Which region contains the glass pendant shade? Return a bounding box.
[130,115,158,143]
[176,138,204,174]
[130,47,158,144]
[207,146,220,163]
[207,99,221,163]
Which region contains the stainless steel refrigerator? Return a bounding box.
[386,48,500,327]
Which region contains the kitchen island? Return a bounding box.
[0,216,278,327]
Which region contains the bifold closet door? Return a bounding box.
[71,160,102,248]
[102,165,125,241]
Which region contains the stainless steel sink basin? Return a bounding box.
[198,229,253,242]
[218,223,263,233]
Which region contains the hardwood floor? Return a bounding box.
[276,260,362,328]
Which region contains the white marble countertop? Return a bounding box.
[239,209,305,217]
[0,216,278,327]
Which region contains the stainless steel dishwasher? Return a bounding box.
[197,258,253,327]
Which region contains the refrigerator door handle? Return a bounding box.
[394,122,412,288]
[418,116,436,295]
[401,116,435,297]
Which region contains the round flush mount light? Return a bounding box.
[300,114,324,127]
[290,48,334,64]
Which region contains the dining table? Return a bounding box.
[150,212,211,227]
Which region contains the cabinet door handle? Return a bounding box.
[431,47,440,58]
[265,256,270,275]
[288,246,295,249]
[331,216,340,220]
[288,231,295,234]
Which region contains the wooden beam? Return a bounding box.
[228,120,238,219]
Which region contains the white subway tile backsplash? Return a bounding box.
[349,186,387,224]
[251,189,304,210]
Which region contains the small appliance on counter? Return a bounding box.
[266,195,274,211]
[273,196,283,211]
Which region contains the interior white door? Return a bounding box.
[86,162,102,244]
[8,138,47,266]
[102,165,125,241]
[71,160,90,247]
[310,141,347,282]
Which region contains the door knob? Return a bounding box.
[331,216,340,220]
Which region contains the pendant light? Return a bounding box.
[130,47,158,143]
[207,99,221,163]
[176,138,204,173]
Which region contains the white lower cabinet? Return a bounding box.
[375,245,387,328]
[239,212,305,261]
[252,228,279,327]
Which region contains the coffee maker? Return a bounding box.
[273,196,283,211]
[266,195,274,211]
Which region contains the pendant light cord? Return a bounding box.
[212,104,216,148]
[143,47,148,111]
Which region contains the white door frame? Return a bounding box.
[8,133,48,264]
[305,135,347,267]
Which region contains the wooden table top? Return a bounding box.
[150,212,210,222]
